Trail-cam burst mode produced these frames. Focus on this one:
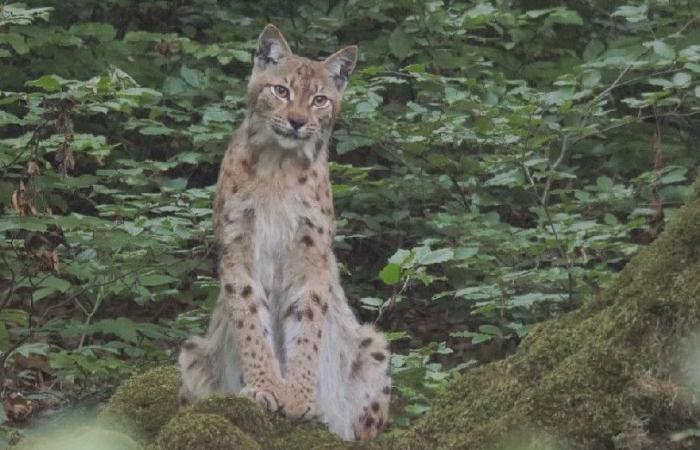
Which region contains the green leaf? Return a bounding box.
[139,125,174,136]
[388,249,411,265]
[485,169,524,187]
[417,249,454,265]
[648,78,673,88]
[645,40,676,60]
[510,293,562,308]
[334,132,374,155]
[582,70,601,89]
[0,309,28,326]
[548,8,583,26]
[451,330,493,344]
[33,274,73,302]
[379,263,401,285]
[596,176,614,192]
[0,322,9,351]
[12,343,50,358]
[180,65,205,88]
[660,167,687,184]
[612,5,648,23]
[26,74,65,92]
[139,274,179,287]
[404,404,430,416]
[671,429,700,442]
[455,247,479,260]
[0,217,47,232]
[0,111,22,126]
[119,87,162,104]
[69,23,116,42]
[583,39,605,61]
[478,324,502,336]
[32,288,56,302]
[384,331,409,342]
[40,276,71,293]
[672,72,691,87]
[456,284,500,300]
[202,107,234,123]
[91,318,140,343]
[524,9,553,19]
[0,33,28,54]
[467,2,497,18]
[0,5,52,26]
[388,26,412,60]
[162,178,188,191]
[360,297,385,308]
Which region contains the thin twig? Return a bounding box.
[375,274,411,326]
[541,134,569,207]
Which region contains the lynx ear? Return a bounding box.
[324,45,358,91]
[255,24,292,70]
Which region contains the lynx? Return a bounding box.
[178,25,390,440]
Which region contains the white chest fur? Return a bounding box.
[249,176,299,301]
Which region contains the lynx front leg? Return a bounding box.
[219,206,286,412]
[279,215,333,419]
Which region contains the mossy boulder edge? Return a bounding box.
[98,365,181,441]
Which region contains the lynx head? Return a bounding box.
[247,24,357,154]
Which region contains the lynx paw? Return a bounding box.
[280,396,317,421]
[240,385,282,413]
[354,404,388,441]
[353,391,390,441]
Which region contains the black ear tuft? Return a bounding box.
[255,24,292,70]
[323,46,358,91]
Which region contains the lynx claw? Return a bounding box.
[240,385,281,413]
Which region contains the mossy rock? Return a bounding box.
[10,426,142,450]
[182,395,351,449]
[263,419,352,450]
[103,375,352,450]
[188,395,274,441]
[394,181,700,449]
[99,366,181,441]
[149,412,260,450]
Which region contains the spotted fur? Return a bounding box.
[178,24,390,440]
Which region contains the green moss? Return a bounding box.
[264,419,352,450]
[171,394,351,450]
[99,366,181,441]
[149,412,260,450]
[188,395,273,440]
[11,426,142,450]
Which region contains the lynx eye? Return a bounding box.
[272,84,290,99]
[312,95,329,108]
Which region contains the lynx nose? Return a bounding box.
[288,117,307,131]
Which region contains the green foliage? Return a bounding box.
[0,0,699,435]
[394,177,700,450]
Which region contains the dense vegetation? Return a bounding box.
[1,0,699,445]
